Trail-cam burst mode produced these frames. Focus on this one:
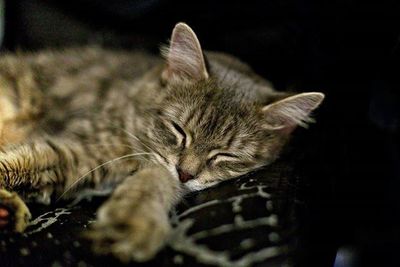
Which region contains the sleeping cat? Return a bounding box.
[0,23,324,262]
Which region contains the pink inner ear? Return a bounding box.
[264,105,302,130]
[265,110,298,135]
[162,23,208,82]
[262,92,325,134]
[276,124,297,135]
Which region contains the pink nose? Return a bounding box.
[177,167,194,183]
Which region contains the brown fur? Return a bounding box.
[0,23,324,261]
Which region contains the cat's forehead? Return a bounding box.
[166,80,256,112]
[163,81,263,140]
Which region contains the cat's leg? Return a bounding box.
[0,71,46,231]
[0,137,138,232]
[0,139,64,232]
[87,165,181,262]
[0,138,82,203]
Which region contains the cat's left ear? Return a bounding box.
[261,92,325,134]
[162,23,209,83]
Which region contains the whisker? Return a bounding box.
[98,118,156,155]
[73,137,151,160]
[117,127,155,153]
[56,152,153,201]
[81,143,138,151]
[81,139,154,162]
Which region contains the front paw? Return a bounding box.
[86,202,170,262]
[0,189,31,232]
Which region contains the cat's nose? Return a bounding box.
[176,167,194,183]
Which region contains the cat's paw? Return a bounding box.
[86,203,170,262]
[0,189,31,232]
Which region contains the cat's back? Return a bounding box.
[0,46,160,93]
[0,47,161,141]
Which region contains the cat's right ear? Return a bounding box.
[261,92,325,134]
[161,23,209,84]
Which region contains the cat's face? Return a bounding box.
[150,81,284,190]
[145,23,324,191]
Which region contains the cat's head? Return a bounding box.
[147,23,324,191]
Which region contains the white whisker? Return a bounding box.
[56,152,152,201]
[118,128,155,153]
[101,120,157,155]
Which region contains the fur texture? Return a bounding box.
[0,23,324,261]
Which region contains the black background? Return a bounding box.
[3,1,400,266]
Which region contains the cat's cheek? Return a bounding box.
[164,163,179,181]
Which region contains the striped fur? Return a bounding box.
[0,23,324,261]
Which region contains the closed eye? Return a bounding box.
[207,152,240,165]
[171,122,187,148]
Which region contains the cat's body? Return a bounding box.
[0,23,324,262]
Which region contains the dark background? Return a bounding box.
[2,0,400,266]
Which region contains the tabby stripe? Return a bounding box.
[194,105,207,127]
[183,108,197,128]
[225,127,237,149]
[45,139,64,161]
[52,165,63,185]
[0,161,10,185]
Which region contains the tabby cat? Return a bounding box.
[0,23,324,262]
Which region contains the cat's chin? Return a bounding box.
[183,179,219,192]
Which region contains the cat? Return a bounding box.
[0,23,324,262]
